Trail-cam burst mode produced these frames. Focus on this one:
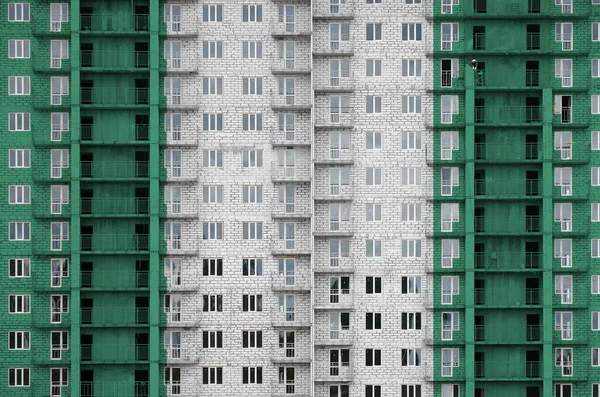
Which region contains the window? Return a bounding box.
[50,149,68,178]
[594,239,600,257]
[366,131,382,150]
[366,349,382,366]
[242,77,263,96]
[164,4,181,33]
[441,131,459,160]
[441,95,459,123]
[243,294,262,311]
[241,113,263,132]
[365,276,382,294]
[51,222,69,251]
[441,276,459,304]
[402,95,422,114]
[401,348,421,366]
[593,275,600,294]
[164,258,182,288]
[330,59,351,87]
[8,185,30,205]
[50,112,69,142]
[595,22,600,41]
[366,95,382,114]
[330,23,350,49]
[8,112,30,132]
[402,167,422,185]
[242,5,262,22]
[594,96,600,116]
[50,40,68,68]
[556,23,573,51]
[8,368,29,387]
[442,239,460,268]
[242,222,263,240]
[402,131,421,150]
[242,150,262,169]
[594,312,600,330]
[366,59,382,77]
[202,330,223,348]
[402,203,422,222]
[9,258,30,278]
[164,186,182,214]
[555,59,573,87]
[555,131,572,160]
[402,239,422,258]
[555,348,573,376]
[164,294,182,321]
[441,168,459,196]
[554,203,572,232]
[441,203,459,232]
[331,385,350,397]
[441,23,459,50]
[9,222,30,241]
[401,276,422,294]
[555,311,573,340]
[8,76,30,95]
[330,203,350,231]
[164,367,181,394]
[366,23,382,40]
[242,330,263,348]
[594,167,600,186]
[330,239,350,266]
[329,94,351,122]
[202,113,223,131]
[595,60,600,78]
[329,349,350,376]
[164,331,181,359]
[277,185,295,214]
[278,294,295,321]
[402,23,422,41]
[8,40,29,58]
[366,239,382,258]
[50,258,68,288]
[366,313,382,330]
[366,167,382,186]
[203,149,223,167]
[555,167,573,196]
[8,3,30,21]
[242,41,262,58]
[242,185,263,204]
[594,384,599,397]
[278,41,296,70]
[165,113,182,141]
[164,77,181,105]
[203,41,223,58]
[442,385,460,397]
[442,312,460,340]
[401,385,422,397]
[202,294,223,312]
[366,204,382,222]
[202,222,223,240]
[401,312,422,330]
[164,222,182,250]
[278,222,296,250]
[441,348,459,376]
[50,294,68,323]
[202,185,223,203]
[330,167,350,195]
[242,367,263,384]
[49,3,68,31]
[593,348,600,366]
[203,4,223,22]
[164,40,182,69]
[9,294,30,313]
[278,113,295,140]
[8,331,29,350]
[203,258,223,277]
[402,59,422,77]
[555,275,573,304]
[242,258,263,276]
[202,77,222,95]
[50,76,69,105]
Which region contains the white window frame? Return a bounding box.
[164,186,182,214]
[402,95,422,114]
[555,275,573,304]
[366,131,382,150]
[202,185,223,203]
[8,39,30,59]
[50,40,68,68]
[556,22,573,51]
[242,4,262,22]
[593,275,600,294]
[164,40,182,69]
[242,222,263,240]
[202,113,223,131]
[164,258,182,287]
[366,167,382,186]
[402,59,422,77]
[243,113,263,133]
[165,222,182,250]
[202,40,223,59]
[50,258,68,288]
[8,76,30,95]
[8,3,30,22]
[49,3,68,32]
[9,222,30,241]
[242,41,262,59]
[366,59,382,77]
[441,275,459,304]
[402,167,422,186]
[9,258,30,278]
[402,203,422,222]
[554,239,572,267]
[164,77,182,105]
[366,23,382,41]
[366,203,382,222]
[442,239,460,268]
[441,23,459,51]
[8,112,30,132]
[8,294,30,313]
[8,368,30,387]
[441,95,459,123]
[164,4,182,33]
[401,239,422,258]
[555,311,573,340]
[203,222,223,240]
[555,59,573,88]
[8,331,30,350]
[366,239,382,258]
[555,347,573,376]
[8,185,30,205]
[50,149,69,178]
[554,167,572,195]
[401,23,422,41]
[165,113,182,141]
[165,149,183,177]
[203,4,223,22]
[441,348,459,376]
[50,185,69,214]
[50,222,69,251]
[50,76,69,105]
[441,312,460,341]
[50,294,68,324]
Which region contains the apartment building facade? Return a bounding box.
[1,0,599,397]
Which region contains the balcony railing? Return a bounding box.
[475,106,541,125]
[80,198,149,216]
[475,252,541,270]
[80,381,149,397]
[81,308,149,326]
[474,324,541,343]
[81,271,149,290]
[271,162,311,182]
[313,0,354,19]
[81,344,149,362]
[80,50,149,69]
[526,361,541,378]
[474,288,541,307]
[81,88,149,107]
[81,124,148,143]
[80,14,149,33]
[314,107,354,127]
[81,234,149,253]
[81,161,149,179]
[475,179,540,197]
[475,143,540,161]
[475,215,541,234]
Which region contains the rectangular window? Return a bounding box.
[441,130,459,160]
[202,113,223,131]
[50,76,69,105]
[202,149,223,167]
[242,77,263,95]
[49,3,68,31]
[401,385,422,397]
[401,348,421,366]
[366,59,382,77]
[164,4,181,32]
[202,258,223,277]
[202,330,223,348]
[202,77,222,95]
[202,295,223,312]
[164,40,182,69]
[164,368,181,395]
[555,348,573,376]
[556,22,573,51]
[8,368,29,387]
[50,40,68,68]
[9,258,30,277]
[242,222,263,240]
[402,59,422,77]
[164,77,181,105]
[202,222,223,240]
[366,131,382,150]
[242,330,263,348]
[555,311,573,340]
[242,113,263,131]
[593,312,600,331]
[8,331,29,350]
[366,312,382,330]
[402,131,421,150]
[8,3,30,21]
[8,40,29,58]
[242,149,263,167]
[441,203,460,231]
[203,41,223,58]
[366,203,382,222]
[401,312,422,330]
[242,367,263,384]
[50,112,69,142]
[242,258,263,276]
[165,113,182,141]
[202,367,223,385]
[441,95,459,123]
[164,258,182,287]
[8,112,30,132]
[402,203,422,222]
[402,239,422,258]
[554,203,572,231]
[593,384,599,397]
[593,275,600,294]
[164,186,182,214]
[8,185,30,204]
[242,185,263,204]
[366,167,382,186]
[203,4,223,22]
[242,5,262,22]
[441,312,460,341]
[330,23,351,49]
[365,348,382,366]
[441,276,459,304]
[366,95,382,114]
[242,294,262,312]
[9,222,30,241]
[50,294,69,323]
[402,95,422,114]
[555,275,573,304]
[442,239,460,268]
[50,258,68,288]
[202,185,223,203]
[401,276,422,294]
[51,222,69,251]
[593,348,600,366]
[594,22,600,41]
[366,276,382,294]
[402,167,422,185]
[401,23,422,41]
[50,149,68,178]
[594,59,600,78]
[366,23,382,40]
[9,294,30,313]
[555,59,573,87]
[441,348,460,376]
[366,239,382,258]
[8,76,30,95]
[242,41,262,59]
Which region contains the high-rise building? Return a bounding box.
[1,1,599,397]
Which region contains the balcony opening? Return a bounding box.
[555,95,572,123]
[525,98,541,123]
[80,261,93,287]
[474,352,485,378]
[136,187,150,215]
[526,205,540,232]
[80,6,93,31]
[81,80,93,105]
[475,388,485,397]
[135,151,150,178]
[134,224,150,251]
[80,370,94,397]
[525,278,540,305]
[81,152,94,178]
[525,134,539,159]
[81,115,94,141]
[135,79,149,105]
[526,351,541,378]
[136,259,149,288]
[526,313,541,341]
[135,296,149,324]
[474,243,485,269]
[81,334,93,361]
[135,114,149,141]
[526,25,540,50]
[441,59,453,87]
[135,42,149,68]
[475,315,485,341]
[525,170,539,197]
[525,241,541,269]
[474,134,486,160]
[525,60,539,87]
[526,386,541,397]
[81,189,93,214]
[80,43,93,68]
[135,333,149,361]
[474,0,487,13]
[528,0,541,13]
[474,98,485,123]
[135,370,149,397]
[474,169,485,196]
[474,207,485,232]
[81,225,93,251]
[81,298,93,324]
[474,279,485,305]
[473,26,485,50]
[135,5,150,31]
[475,62,486,87]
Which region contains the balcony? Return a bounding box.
[80,14,150,35]
[81,271,149,290]
[81,124,149,144]
[81,161,149,181]
[80,308,149,327]
[313,0,354,19]
[271,57,312,75]
[314,71,356,93]
[313,38,354,56]
[81,234,149,254]
[271,196,311,219]
[271,308,311,328]
[314,362,353,383]
[81,88,149,108]
[313,146,354,165]
[475,216,541,235]
[271,162,311,183]
[313,219,354,237]
[80,381,149,397]
[270,344,312,364]
[270,92,312,111]
[314,290,353,310]
[474,324,541,344]
[474,106,542,125]
[271,14,311,37]
[475,143,541,162]
[474,179,540,198]
[526,361,541,378]
[81,344,148,363]
[314,107,354,128]
[80,198,149,217]
[552,143,591,164]
[80,50,149,71]
[475,252,541,271]
[271,236,311,256]
[270,127,311,147]
[314,329,353,346]
[474,288,541,307]
[314,256,355,274]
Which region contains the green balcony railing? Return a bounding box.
[81,234,149,253]
[80,14,149,33]
[526,361,541,378]
[81,271,149,290]
[80,198,149,216]
[80,161,149,179]
[474,288,541,307]
[80,381,149,397]
[81,124,148,143]
[80,50,149,70]
[475,179,540,197]
[475,362,485,378]
[474,251,541,270]
[475,216,541,234]
[475,143,540,161]
[81,88,149,107]
[474,324,541,343]
[474,106,541,125]
[80,308,149,326]
[81,344,149,362]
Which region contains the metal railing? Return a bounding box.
[81,271,149,290]
[80,197,149,216]
[80,14,149,33]
[80,234,149,252]
[80,50,149,69]
[81,87,149,106]
[80,308,149,326]
[80,161,149,179]
[81,344,149,362]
